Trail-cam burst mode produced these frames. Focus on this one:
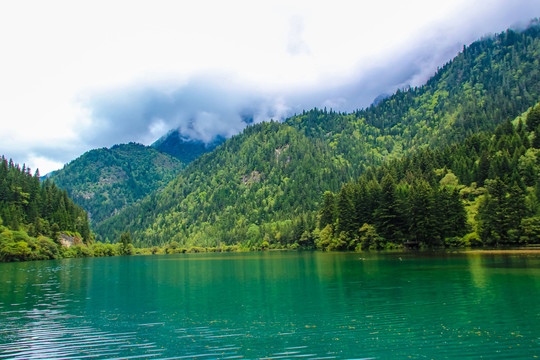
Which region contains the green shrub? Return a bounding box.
[520,217,540,243]
[36,236,60,260]
[0,241,32,262]
[462,232,482,247]
[66,245,92,258]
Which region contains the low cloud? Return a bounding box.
[287,15,310,56]
[75,26,500,149]
[54,13,540,162]
[81,78,283,146]
[3,0,539,174]
[81,34,462,148]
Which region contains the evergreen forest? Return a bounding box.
[0,157,92,261]
[315,113,540,251]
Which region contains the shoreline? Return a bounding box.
[461,248,540,254]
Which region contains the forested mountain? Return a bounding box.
[316,112,540,251]
[0,156,92,261]
[286,23,540,168]
[151,130,225,163]
[97,23,540,247]
[97,122,351,245]
[50,143,183,225]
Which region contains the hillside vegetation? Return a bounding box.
[50,143,183,225]
[0,157,93,261]
[315,110,540,251]
[97,24,540,248]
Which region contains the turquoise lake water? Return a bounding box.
[0,251,538,359]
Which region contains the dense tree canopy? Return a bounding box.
[0,156,91,241]
[316,118,539,249]
[50,143,183,225]
[0,156,94,261]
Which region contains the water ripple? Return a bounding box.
[0,309,161,359]
[1,252,539,359]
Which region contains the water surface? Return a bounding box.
[0,251,538,359]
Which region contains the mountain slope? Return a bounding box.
[287,24,540,165]
[315,113,540,251]
[50,143,183,225]
[97,122,350,244]
[97,23,540,247]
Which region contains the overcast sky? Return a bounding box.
[1,0,539,174]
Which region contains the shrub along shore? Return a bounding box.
[2,225,538,263]
[0,226,243,262]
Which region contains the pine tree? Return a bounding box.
[447,188,468,237]
[477,151,490,186]
[408,179,436,245]
[504,185,528,242]
[533,125,540,149]
[527,104,540,131]
[335,184,355,236]
[375,174,404,243]
[319,191,336,230]
[477,178,507,245]
[353,180,371,229]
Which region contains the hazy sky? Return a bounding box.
[1,0,539,174]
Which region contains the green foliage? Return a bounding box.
[120,231,132,246]
[118,231,134,255]
[357,224,383,251]
[316,224,334,251]
[92,241,117,257]
[120,243,135,256]
[69,245,94,258]
[527,103,540,131]
[0,156,92,243]
[50,223,60,244]
[320,120,539,248]
[375,174,405,243]
[476,180,529,245]
[92,24,540,249]
[49,143,183,225]
[520,217,540,242]
[0,240,31,262]
[462,232,482,247]
[319,191,336,230]
[0,225,60,261]
[407,179,437,246]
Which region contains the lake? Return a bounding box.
[0,251,538,359]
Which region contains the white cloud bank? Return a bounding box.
[1,0,539,173]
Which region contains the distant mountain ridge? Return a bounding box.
[49,142,183,227]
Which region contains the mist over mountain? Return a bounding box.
[151,130,226,163]
[371,93,391,106]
